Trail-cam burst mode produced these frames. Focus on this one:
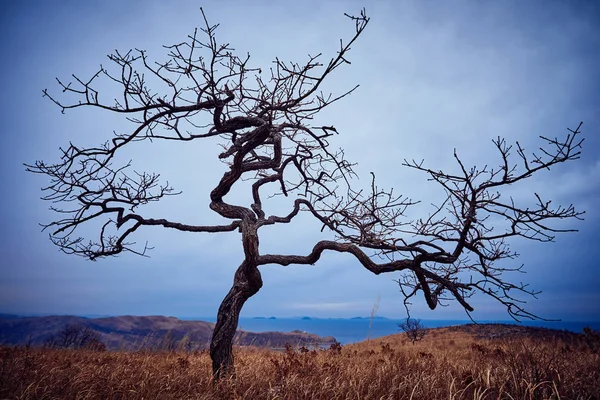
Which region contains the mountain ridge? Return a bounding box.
[0,314,337,350]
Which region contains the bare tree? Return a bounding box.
[399,318,427,345]
[26,9,584,379]
[45,324,106,351]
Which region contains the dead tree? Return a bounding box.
[45,324,106,351]
[399,318,427,345]
[26,9,584,379]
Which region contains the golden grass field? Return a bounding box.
[1,325,599,399]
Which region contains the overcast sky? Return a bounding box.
[1,0,598,322]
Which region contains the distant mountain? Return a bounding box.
[350,316,390,320]
[0,315,336,350]
[0,314,21,320]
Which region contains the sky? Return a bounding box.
[1,0,599,322]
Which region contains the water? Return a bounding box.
[196,317,600,345]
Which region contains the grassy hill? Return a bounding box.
[0,315,336,350]
[1,323,598,399]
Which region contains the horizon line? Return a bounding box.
[2,312,599,323]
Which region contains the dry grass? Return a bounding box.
[1,327,599,399]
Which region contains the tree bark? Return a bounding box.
[210,259,263,380]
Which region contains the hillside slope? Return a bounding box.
[0,314,336,350]
[1,323,598,399]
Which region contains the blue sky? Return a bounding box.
[1,0,599,321]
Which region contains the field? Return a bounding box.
[1,324,599,399]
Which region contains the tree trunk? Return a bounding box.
[210,259,263,380]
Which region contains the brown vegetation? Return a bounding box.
[2,325,598,399]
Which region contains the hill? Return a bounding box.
[1,323,598,399]
[346,322,584,351]
[0,314,336,350]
